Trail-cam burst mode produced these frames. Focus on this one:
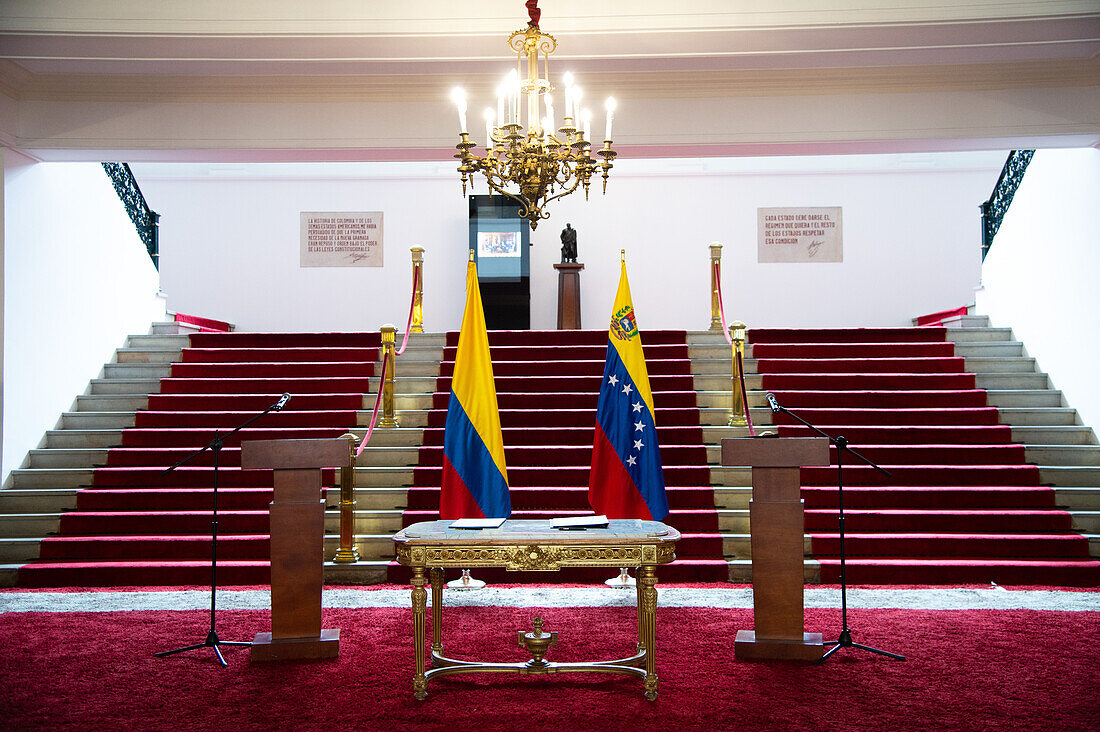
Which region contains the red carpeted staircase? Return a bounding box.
[751,326,1100,585]
[16,331,378,587]
[390,329,729,583]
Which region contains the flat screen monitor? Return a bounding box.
[469,196,530,283]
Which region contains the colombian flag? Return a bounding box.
[588,256,669,520]
[440,258,511,519]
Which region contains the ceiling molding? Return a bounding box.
[2,57,1096,103]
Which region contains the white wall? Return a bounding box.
[136,152,1003,334]
[975,148,1100,433]
[3,154,165,482]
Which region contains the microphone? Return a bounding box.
[765,393,781,414]
[272,393,291,412]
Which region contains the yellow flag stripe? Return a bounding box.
[451,261,509,483]
[608,260,656,421]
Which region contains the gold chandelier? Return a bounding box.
[450,0,617,229]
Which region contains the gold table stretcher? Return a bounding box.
[393,519,680,700]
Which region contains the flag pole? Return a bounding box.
[605,247,636,588]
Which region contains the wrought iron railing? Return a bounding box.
[102,162,160,269]
[980,150,1034,261]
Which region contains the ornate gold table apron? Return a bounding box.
[393,519,680,700]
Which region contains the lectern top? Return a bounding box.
[721,436,830,467]
[241,438,351,470]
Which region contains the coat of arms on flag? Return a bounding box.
[588,253,669,521]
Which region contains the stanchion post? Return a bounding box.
[728,321,748,427]
[410,247,425,334]
[709,242,723,331]
[333,432,360,564]
[380,324,399,428]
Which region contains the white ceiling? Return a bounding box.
[1,0,1097,161]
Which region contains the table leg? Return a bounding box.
[411,566,428,700]
[635,571,646,654]
[430,567,444,656]
[637,565,659,701]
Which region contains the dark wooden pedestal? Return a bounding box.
[722,437,830,661]
[553,262,584,329]
[241,438,349,662]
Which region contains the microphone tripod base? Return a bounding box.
[156,630,251,667]
[819,628,906,663]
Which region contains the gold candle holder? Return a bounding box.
[380,324,399,428]
[410,247,424,334]
[333,432,360,564]
[709,243,724,331]
[728,321,748,427]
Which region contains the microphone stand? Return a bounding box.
[155,394,289,666]
[768,396,906,663]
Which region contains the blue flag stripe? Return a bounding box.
[443,390,512,518]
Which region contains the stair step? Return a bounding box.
[74,395,148,412]
[945,327,1015,342]
[975,373,1050,389]
[963,357,1038,373]
[1012,426,1098,445]
[89,378,160,396]
[128,333,190,349]
[1040,467,1100,486]
[0,489,78,513]
[817,557,1100,585]
[985,390,1064,408]
[45,429,124,449]
[60,412,136,430]
[951,342,1025,357]
[1025,445,1100,466]
[103,363,172,379]
[27,449,109,469]
[114,348,184,364]
[998,408,1080,426]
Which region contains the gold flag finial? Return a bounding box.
[469,249,475,262]
[620,249,626,263]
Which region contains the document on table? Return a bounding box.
[549,515,610,529]
[449,518,507,529]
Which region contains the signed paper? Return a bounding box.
[757,207,842,263]
[301,212,383,267]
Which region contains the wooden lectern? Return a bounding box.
[241,438,348,662]
[722,436,830,661]
[553,262,584,329]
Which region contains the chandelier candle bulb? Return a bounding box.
[563,72,574,118]
[484,108,495,148]
[582,109,592,143]
[605,97,616,141]
[451,88,467,133]
[496,84,505,132]
[545,94,554,134]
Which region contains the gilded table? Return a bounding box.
[392,519,680,701]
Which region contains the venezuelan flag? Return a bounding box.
[588,255,669,520]
[440,257,511,519]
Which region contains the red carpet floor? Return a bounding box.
[752,327,1100,585]
[392,329,728,583]
[17,332,379,587]
[1,603,1097,730]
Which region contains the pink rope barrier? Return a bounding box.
[355,266,420,457]
[355,356,387,457]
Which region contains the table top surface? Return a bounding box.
[393,519,680,546]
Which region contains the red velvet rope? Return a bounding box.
[526,0,541,28]
[395,265,420,357]
[737,349,756,437]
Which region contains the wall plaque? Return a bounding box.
[758,207,842,263]
[300,212,383,267]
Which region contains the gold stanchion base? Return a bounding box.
[604,568,636,588]
[446,569,486,590]
[332,550,360,564]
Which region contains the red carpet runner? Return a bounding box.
[752,326,1100,585]
[392,329,728,583]
[17,332,378,587]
